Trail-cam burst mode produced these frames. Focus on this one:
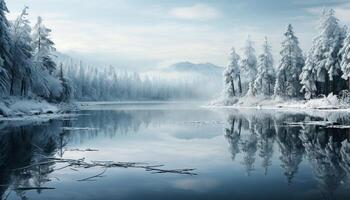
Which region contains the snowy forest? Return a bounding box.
[223,8,350,106]
[0,0,209,105]
[58,59,209,101]
[0,3,72,102]
[3,0,350,114]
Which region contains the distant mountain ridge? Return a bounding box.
[168,62,224,77]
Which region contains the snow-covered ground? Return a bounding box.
[0,97,77,120]
[209,94,350,112]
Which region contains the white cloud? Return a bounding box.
[305,3,350,25]
[333,4,350,24]
[169,4,221,21]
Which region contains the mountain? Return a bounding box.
[168,62,224,77]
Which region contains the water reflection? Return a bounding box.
[0,110,168,199]
[1,108,350,199]
[0,121,66,199]
[224,111,350,198]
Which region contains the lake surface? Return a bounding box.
[1,102,350,200]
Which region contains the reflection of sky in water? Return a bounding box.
[2,102,350,200]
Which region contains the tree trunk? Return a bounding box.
[10,75,14,96]
[231,80,235,97]
[238,119,242,136]
[21,79,24,96]
[325,73,329,95]
[238,75,242,95]
[348,78,350,91]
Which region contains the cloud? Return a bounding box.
[169,4,221,21]
[304,3,350,25]
[333,4,350,24]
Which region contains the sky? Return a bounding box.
[6,0,350,71]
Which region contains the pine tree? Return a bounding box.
[32,16,56,75]
[10,7,33,96]
[275,24,305,98]
[0,0,12,94]
[253,37,275,96]
[300,46,318,99]
[224,47,241,97]
[0,56,8,93]
[31,17,64,101]
[58,63,72,101]
[240,36,257,94]
[301,9,346,97]
[340,33,350,90]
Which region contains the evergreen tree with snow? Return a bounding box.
[300,47,318,99]
[31,17,64,101]
[275,24,305,98]
[0,56,8,93]
[10,7,33,96]
[224,47,241,97]
[240,36,257,94]
[301,9,346,97]
[252,37,275,96]
[0,0,12,94]
[340,33,350,90]
[58,63,72,101]
[32,16,56,75]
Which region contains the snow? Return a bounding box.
[0,97,76,120]
[209,93,350,112]
[62,127,98,131]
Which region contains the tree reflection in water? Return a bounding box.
[0,110,162,199]
[1,109,350,199]
[225,111,350,197]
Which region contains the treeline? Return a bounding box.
[60,60,207,101]
[0,1,72,102]
[224,8,350,100]
[0,0,213,102]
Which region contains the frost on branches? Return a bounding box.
[224,48,241,97]
[274,24,304,98]
[340,32,350,90]
[301,9,347,99]
[0,0,12,94]
[240,36,257,95]
[0,0,72,103]
[251,37,275,96]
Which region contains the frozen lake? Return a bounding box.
[1,102,350,200]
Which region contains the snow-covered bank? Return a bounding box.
[209,94,350,112]
[0,97,77,120]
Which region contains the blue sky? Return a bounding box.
[6,0,350,70]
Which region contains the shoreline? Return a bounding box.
[0,97,78,121]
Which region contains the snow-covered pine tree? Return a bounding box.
[10,7,33,96]
[0,56,8,93]
[0,0,12,94]
[302,9,346,96]
[32,16,56,75]
[300,46,318,99]
[275,24,305,98]
[224,47,241,97]
[32,16,64,101]
[58,63,72,101]
[240,36,257,94]
[253,37,275,96]
[340,33,350,90]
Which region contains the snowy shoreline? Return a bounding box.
[0,97,78,121]
[208,94,350,113]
